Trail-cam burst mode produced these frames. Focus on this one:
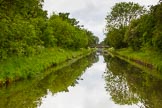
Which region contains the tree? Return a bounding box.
[84,30,99,47]
[106,27,127,49]
[151,1,162,51]
[0,0,96,60]
[124,1,162,51]
[105,2,146,31]
[47,13,92,49]
[104,2,146,49]
[58,12,80,27]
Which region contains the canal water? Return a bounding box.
[0,53,162,108]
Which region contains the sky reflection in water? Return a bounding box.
[38,56,140,108]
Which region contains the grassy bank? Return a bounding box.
[108,48,162,72]
[0,48,95,84]
[0,53,97,107]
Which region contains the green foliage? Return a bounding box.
[124,19,143,50]
[106,27,127,49]
[0,0,99,83]
[105,2,146,30]
[58,12,80,27]
[0,53,97,108]
[151,2,162,51]
[105,1,162,52]
[105,2,145,49]
[152,29,162,51]
[85,30,99,47]
[0,48,94,83]
[0,0,46,59]
[0,0,98,61]
[47,14,87,49]
[116,48,162,72]
[104,55,162,107]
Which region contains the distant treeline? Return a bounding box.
[104,0,162,51]
[0,0,99,61]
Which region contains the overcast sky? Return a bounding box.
[43,0,159,42]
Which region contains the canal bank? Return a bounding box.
[0,53,98,108]
[107,48,162,74]
[103,54,162,108]
[1,53,162,108]
[0,48,96,86]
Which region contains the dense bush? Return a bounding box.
[104,1,162,52]
[0,0,99,61]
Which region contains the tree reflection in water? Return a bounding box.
[103,54,162,108]
[0,53,98,108]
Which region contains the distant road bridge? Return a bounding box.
[90,45,109,53]
[90,44,109,48]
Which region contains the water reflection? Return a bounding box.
[104,54,162,108]
[0,53,97,108]
[1,53,162,108]
[39,55,140,108]
[39,55,108,108]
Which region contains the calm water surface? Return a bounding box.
[38,55,140,108]
[0,53,162,108]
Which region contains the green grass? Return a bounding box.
[107,48,162,72]
[0,48,95,84]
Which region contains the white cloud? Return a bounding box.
[43,0,159,42]
[43,0,85,12]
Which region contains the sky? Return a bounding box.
[43,0,159,42]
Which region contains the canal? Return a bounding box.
[0,53,162,108]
